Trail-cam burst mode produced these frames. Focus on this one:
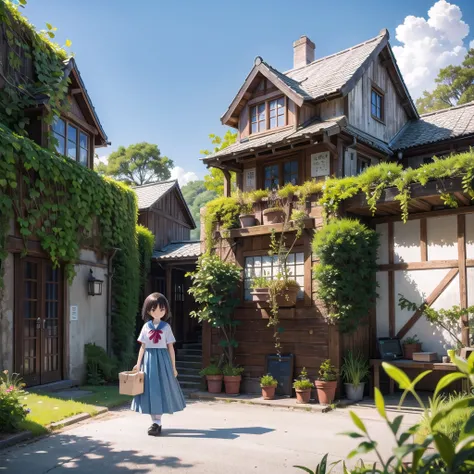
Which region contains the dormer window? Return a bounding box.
[52,117,89,167]
[250,96,286,134]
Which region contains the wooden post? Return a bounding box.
[420,218,427,262]
[223,169,232,198]
[458,214,469,346]
[388,222,395,337]
[328,324,341,397]
[166,265,174,332]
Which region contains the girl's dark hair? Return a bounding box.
[141,292,171,322]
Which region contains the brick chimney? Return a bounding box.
[293,35,315,69]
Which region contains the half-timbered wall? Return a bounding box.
[348,55,408,143]
[375,212,473,356]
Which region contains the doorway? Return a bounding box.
[14,256,64,386]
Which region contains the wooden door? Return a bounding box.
[15,257,63,386]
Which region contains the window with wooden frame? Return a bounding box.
[244,253,305,301]
[52,117,90,167]
[250,96,286,134]
[371,87,384,122]
[263,159,299,189]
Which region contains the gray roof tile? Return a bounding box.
[133,180,177,210]
[391,101,474,150]
[153,241,201,261]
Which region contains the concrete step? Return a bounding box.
[176,360,201,370]
[177,349,202,357]
[176,366,201,376]
[175,354,202,362]
[182,343,202,350]
[178,374,201,383]
[30,379,79,393]
[179,380,201,390]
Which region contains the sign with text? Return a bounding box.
[244,168,256,192]
[311,151,330,177]
[70,305,78,321]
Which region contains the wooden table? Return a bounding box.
[370,359,458,394]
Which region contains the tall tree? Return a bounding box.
[200,130,237,195]
[96,142,174,186]
[416,49,474,114]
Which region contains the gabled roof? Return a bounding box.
[133,180,196,229]
[152,241,201,261]
[221,30,418,128]
[391,101,474,151]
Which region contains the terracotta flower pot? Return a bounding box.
[295,388,311,404]
[261,386,276,400]
[403,343,422,360]
[206,375,223,394]
[224,375,241,395]
[239,214,256,228]
[262,208,284,225]
[275,285,299,308]
[251,288,269,304]
[315,380,337,405]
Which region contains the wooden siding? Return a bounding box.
[348,55,408,143]
[145,190,192,250]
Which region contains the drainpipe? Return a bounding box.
[106,248,119,357]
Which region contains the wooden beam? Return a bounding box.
[454,192,471,207]
[458,214,469,346]
[396,268,459,339]
[420,218,427,262]
[228,218,315,238]
[323,133,338,155]
[222,169,232,198]
[372,205,474,224]
[379,260,459,272]
[388,222,395,337]
[410,199,432,213]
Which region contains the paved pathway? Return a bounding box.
[0,400,422,473]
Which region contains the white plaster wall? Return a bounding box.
[376,272,389,337]
[467,268,474,309]
[394,220,420,263]
[68,250,108,382]
[466,214,474,259]
[427,215,457,260]
[376,223,388,265]
[0,254,15,372]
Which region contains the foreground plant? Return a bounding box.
[295,352,474,473]
[0,370,30,433]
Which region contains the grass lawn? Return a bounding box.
[17,385,131,436]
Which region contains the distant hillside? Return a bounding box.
[181,180,217,240]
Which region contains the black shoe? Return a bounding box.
[148,423,162,436]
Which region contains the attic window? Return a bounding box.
[52,117,90,167]
[250,96,286,134]
[371,87,384,122]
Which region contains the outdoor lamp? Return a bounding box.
[87,269,103,296]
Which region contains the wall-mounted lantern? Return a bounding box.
[88,269,103,296]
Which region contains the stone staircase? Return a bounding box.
[176,340,202,394]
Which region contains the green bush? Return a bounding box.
[199,365,222,377]
[0,371,29,433]
[84,343,117,386]
[293,367,313,390]
[312,219,379,333]
[260,374,278,388]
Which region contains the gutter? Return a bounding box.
[106,247,120,357]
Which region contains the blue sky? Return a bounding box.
[22,0,474,182]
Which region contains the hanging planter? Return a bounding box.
[239,214,256,228]
[262,207,285,225]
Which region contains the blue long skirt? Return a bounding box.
[131,348,186,415]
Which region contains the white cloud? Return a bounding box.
[470,39,474,50]
[171,166,198,186]
[96,154,109,165]
[392,0,470,99]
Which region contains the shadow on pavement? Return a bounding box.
[164,426,274,439]
[0,433,193,473]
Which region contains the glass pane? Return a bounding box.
[295,252,304,264]
[26,281,37,299]
[269,99,276,110]
[270,117,276,128]
[68,124,77,143]
[53,133,65,155]
[277,97,285,108]
[68,140,77,160]
[251,106,257,120]
[79,147,88,166]
[52,117,65,136]
[26,262,37,280]
[24,301,36,319]
[79,132,88,149]
[251,123,258,134]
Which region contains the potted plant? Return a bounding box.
[239,200,256,228]
[199,363,223,394]
[251,276,271,304]
[262,206,285,225]
[340,351,369,402]
[402,335,422,360]
[314,359,338,405]
[223,365,244,395]
[260,374,278,400]
[293,367,313,404]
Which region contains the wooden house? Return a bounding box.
[133,180,201,347]
[202,30,474,394]
[0,53,113,387]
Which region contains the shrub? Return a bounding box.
[0,371,29,433]
[312,219,379,333]
[341,352,369,387]
[199,365,222,377]
[222,365,244,377]
[318,359,338,382]
[84,343,117,385]
[260,374,278,388]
